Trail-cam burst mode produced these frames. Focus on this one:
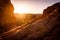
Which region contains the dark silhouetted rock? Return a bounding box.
[43,2,60,15]
[0,0,16,34]
[42,2,60,40]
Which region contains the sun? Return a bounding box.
[14,5,29,14]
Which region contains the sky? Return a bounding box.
[11,0,60,14]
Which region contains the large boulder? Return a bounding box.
[0,0,16,33]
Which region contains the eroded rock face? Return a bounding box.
[42,2,60,40]
[0,0,16,33]
[43,2,60,15]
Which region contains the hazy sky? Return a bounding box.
[11,0,60,14]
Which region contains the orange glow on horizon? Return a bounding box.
[11,0,43,14]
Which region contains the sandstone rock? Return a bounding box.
[0,0,16,33]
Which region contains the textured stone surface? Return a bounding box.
[0,0,16,33]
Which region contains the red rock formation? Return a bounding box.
[0,0,16,33]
